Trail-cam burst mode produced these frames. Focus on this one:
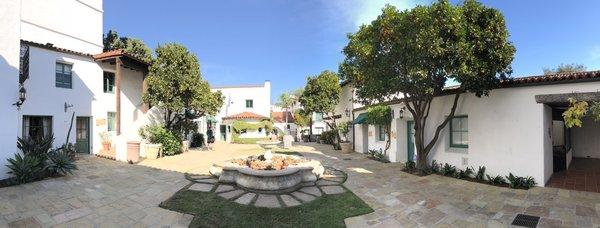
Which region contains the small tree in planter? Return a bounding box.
[365,105,392,155]
[338,121,352,152]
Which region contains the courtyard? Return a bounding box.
[1,142,599,227]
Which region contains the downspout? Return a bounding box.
[351,86,356,152]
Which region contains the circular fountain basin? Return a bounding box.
[211,155,324,194]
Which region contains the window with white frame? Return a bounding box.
[449,116,468,148]
[103,72,115,93]
[107,112,116,132]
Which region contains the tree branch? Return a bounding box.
[424,93,461,152]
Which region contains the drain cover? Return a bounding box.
[511,214,540,228]
[343,158,352,160]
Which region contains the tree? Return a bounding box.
[563,98,600,128]
[366,105,392,153]
[276,92,295,133]
[143,43,224,137]
[103,30,153,63]
[340,1,515,170]
[543,63,586,75]
[299,70,342,149]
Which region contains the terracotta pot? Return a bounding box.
[340,142,352,153]
[102,142,111,151]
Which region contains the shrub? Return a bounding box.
[367,149,389,163]
[486,174,506,185]
[505,173,536,189]
[441,163,457,176]
[319,130,336,145]
[191,133,204,147]
[232,137,268,144]
[17,135,54,165]
[140,125,182,156]
[404,160,415,170]
[47,149,78,175]
[430,160,441,173]
[454,167,474,179]
[6,153,43,184]
[475,166,486,181]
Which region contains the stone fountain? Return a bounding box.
[210,140,324,193]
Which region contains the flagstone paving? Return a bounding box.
[183,167,348,208]
[290,143,600,228]
[0,156,192,227]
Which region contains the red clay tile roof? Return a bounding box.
[93,49,150,66]
[271,111,295,123]
[222,112,268,120]
[21,40,93,58]
[500,70,600,87]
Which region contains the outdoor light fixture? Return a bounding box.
[399,107,406,119]
[345,108,350,117]
[12,85,26,109]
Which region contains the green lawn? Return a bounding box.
[160,188,373,228]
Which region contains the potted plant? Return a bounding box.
[339,121,352,153]
[99,132,111,151]
[139,126,162,159]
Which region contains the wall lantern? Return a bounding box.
[12,85,26,109]
[344,108,350,117]
[399,107,406,119]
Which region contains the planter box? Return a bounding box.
[182,140,190,153]
[340,142,352,153]
[144,143,162,159]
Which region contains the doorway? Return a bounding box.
[75,117,90,153]
[407,120,415,162]
[220,125,227,141]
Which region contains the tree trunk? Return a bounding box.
[406,93,461,171]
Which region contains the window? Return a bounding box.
[314,127,324,135]
[103,72,115,93]
[55,62,72,88]
[22,116,52,140]
[377,125,386,141]
[450,116,468,148]
[245,99,253,108]
[107,112,116,132]
[314,113,323,122]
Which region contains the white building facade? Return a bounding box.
[351,72,600,187]
[197,81,272,143]
[0,0,150,179]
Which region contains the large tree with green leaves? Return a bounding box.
[340,0,515,170]
[143,43,223,137]
[103,30,153,63]
[299,70,342,149]
[543,63,586,75]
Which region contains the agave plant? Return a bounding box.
[475,166,486,181]
[47,149,78,176]
[442,163,457,176]
[6,153,43,184]
[486,174,506,185]
[17,135,54,164]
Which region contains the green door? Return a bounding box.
[407,120,415,162]
[220,125,227,141]
[75,117,90,153]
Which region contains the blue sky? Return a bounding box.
[104,0,600,101]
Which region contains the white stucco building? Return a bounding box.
[350,71,600,187]
[197,81,272,143]
[0,0,151,179]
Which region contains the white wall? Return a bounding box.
[0,0,22,179]
[572,117,600,159]
[20,0,103,54]
[353,81,600,186]
[18,47,102,149]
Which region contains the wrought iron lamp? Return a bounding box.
[12,85,26,109]
[399,107,406,119]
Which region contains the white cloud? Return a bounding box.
[326,0,431,29]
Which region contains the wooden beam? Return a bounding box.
[535,92,600,104]
[115,57,122,135]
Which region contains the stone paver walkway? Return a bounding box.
[290,143,600,228]
[0,156,192,227]
[183,167,348,208]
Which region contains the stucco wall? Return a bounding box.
[20,0,103,54]
[572,117,600,159]
[0,0,22,179]
[353,81,600,186]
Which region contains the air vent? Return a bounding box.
[343,158,352,161]
[511,214,540,228]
